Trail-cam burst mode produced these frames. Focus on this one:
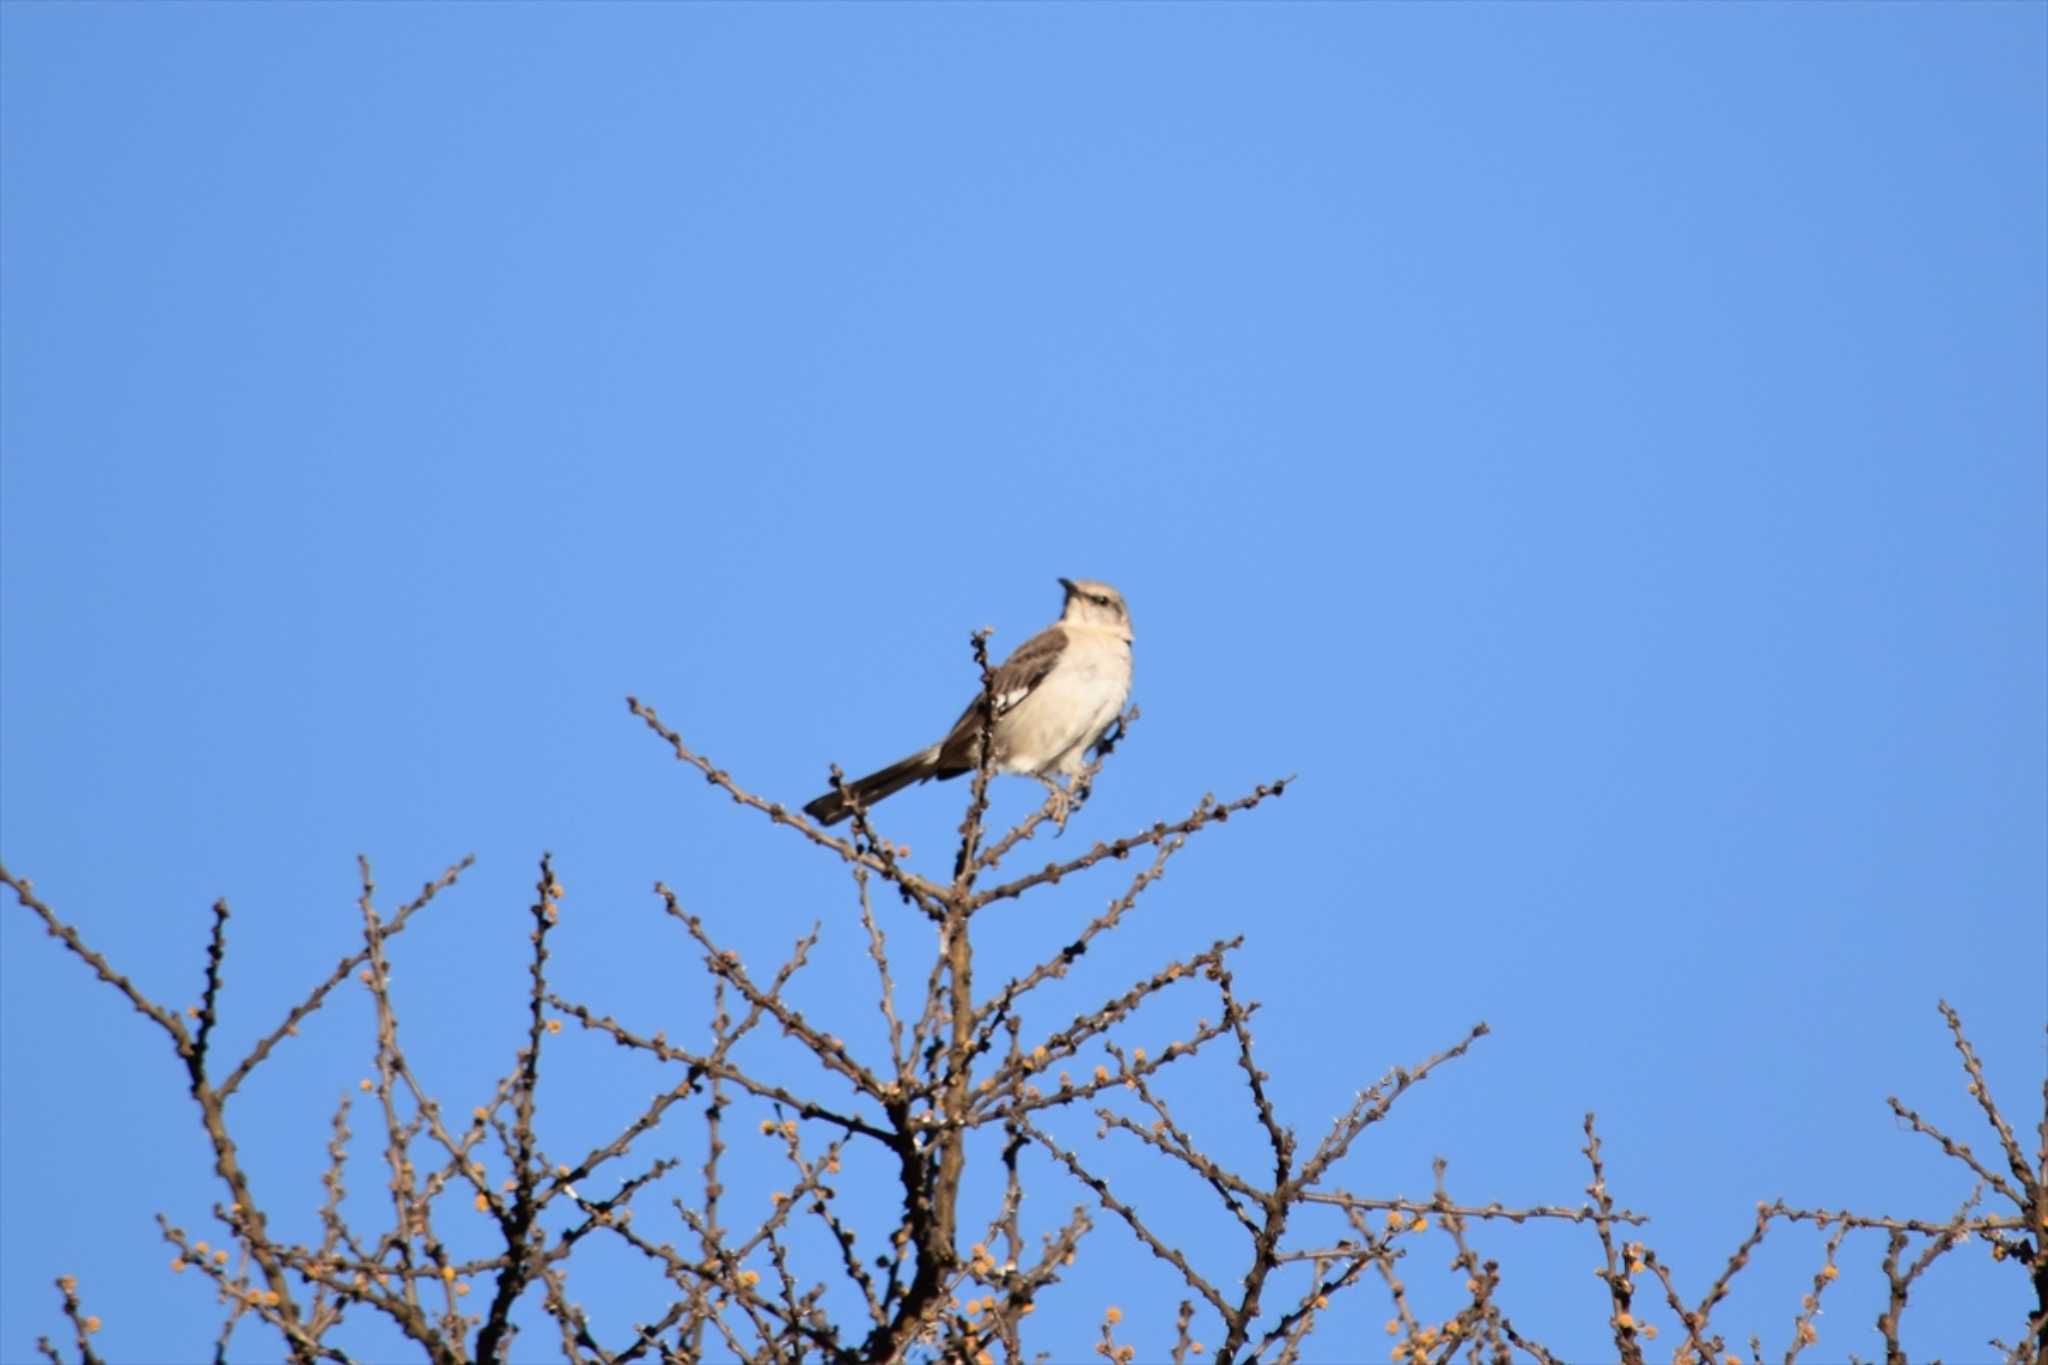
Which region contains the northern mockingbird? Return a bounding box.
[803,578,1133,827]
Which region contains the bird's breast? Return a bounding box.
[994,636,1130,775]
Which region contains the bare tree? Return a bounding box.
[5,634,2043,1363]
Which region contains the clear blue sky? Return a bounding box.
[3,4,2042,1361]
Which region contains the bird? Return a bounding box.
[803,578,1133,827]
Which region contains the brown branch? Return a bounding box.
[971,831,1204,1043]
[1766,1201,2018,1235]
[661,891,891,1104]
[1293,1194,1647,1230]
[1250,1249,1379,1363]
[850,861,910,1084]
[1021,1115,1232,1322]
[969,779,1291,912]
[546,995,895,1144]
[354,858,431,1334]
[48,1276,104,1365]
[474,855,562,1365]
[1873,1186,1982,1362]
[1581,1115,1645,1365]
[1297,1025,1490,1191]
[3,866,335,1362]
[194,898,230,1069]
[626,695,947,915]
[870,634,1005,1363]
[1098,1062,1262,1239]
[1888,1093,2025,1211]
[1784,1216,1850,1363]
[1638,1202,1774,1365]
[2,866,191,1051]
[218,854,474,1101]
[978,941,1243,1122]
[1938,1001,2034,1208]
[949,627,1002,889]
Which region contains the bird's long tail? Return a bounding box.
[803,747,942,825]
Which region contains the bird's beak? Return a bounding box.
[1057,577,1076,593]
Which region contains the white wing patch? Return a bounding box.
[991,686,1034,715]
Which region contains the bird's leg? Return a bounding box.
[1036,775,1092,834]
[1035,775,1076,833]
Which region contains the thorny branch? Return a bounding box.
[5,651,2041,1364]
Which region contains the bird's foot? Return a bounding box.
[1038,776,1087,835]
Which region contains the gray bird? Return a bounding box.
[804,579,1133,826]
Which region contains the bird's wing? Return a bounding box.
[941,624,1068,735]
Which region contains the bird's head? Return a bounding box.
[1058,578,1132,639]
